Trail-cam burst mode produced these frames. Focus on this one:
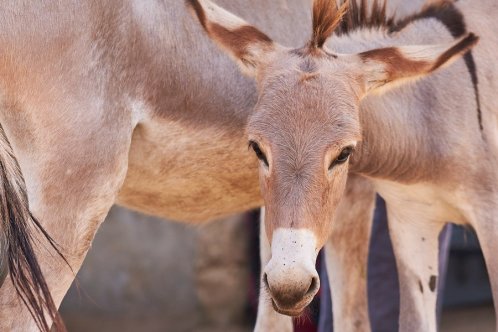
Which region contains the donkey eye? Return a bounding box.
[329,146,354,170]
[249,141,269,167]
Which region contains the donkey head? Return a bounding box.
[188,0,478,316]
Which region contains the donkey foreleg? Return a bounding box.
[0,102,133,331]
[324,175,375,332]
[472,206,498,332]
[387,208,445,332]
[254,209,293,332]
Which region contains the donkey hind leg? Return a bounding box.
[387,208,445,332]
[255,208,293,332]
[324,175,375,332]
[0,114,133,330]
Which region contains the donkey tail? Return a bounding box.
[0,124,66,332]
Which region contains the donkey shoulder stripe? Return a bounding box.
[392,2,483,133]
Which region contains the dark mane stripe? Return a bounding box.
[334,0,483,133]
[390,1,465,36]
[337,0,394,35]
[393,2,483,133]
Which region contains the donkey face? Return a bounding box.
[188,0,477,315]
[247,65,361,315]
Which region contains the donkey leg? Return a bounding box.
[0,105,133,330]
[324,175,375,332]
[472,210,498,332]
[387,210,445,332]
[255,208,293,332]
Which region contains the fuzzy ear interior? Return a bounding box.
[358,33,479,94]
[187,0,277,77]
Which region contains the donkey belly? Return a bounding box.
[117,120,262,223]
[373,179,470,226]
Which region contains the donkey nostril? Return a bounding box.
[305,276,319,297]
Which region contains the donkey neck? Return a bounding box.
[330,18,483,184]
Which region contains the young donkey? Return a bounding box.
[190,0,498,330]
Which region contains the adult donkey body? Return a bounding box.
[190,0,498,331]
[0,1,380,331]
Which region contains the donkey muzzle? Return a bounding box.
[263,228,319,316]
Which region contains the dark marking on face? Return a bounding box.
[421,237,426,242]
[418,280,424,293]
[299,58,317,73]
[291,46,337,59]
[290,48,307,58]
[429,275,437,292]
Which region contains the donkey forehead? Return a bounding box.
[256,53,361,107]
[247,108,361,152]
[248,59,361,144]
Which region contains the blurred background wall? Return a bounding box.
[59,206,253,332]
[58,206,496,332]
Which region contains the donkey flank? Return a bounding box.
[189,0,498,331]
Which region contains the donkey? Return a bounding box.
[189,0,498,331]
[0,1,378,331]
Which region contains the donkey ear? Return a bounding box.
[358,33,479,94]
[187,0,277,77]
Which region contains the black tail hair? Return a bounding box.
[0,124,67,332]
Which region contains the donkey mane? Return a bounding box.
[337,0,393,36]
[313,0,467,40]
[311,0,349,48]
[311,0,394,45]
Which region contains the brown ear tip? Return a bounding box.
[465,33,480,46]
